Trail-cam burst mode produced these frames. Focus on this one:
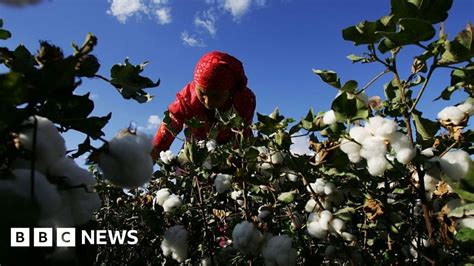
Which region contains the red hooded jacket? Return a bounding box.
[152,51,256,155]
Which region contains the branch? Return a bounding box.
[358,68,391,93]
[409,61,437,114]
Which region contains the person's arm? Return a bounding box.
[151,98,185,161]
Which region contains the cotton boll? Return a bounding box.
[374,118,398,139]
[396,147,416,164]
[232,221,263,255]
[340,139,361,155]
[98,132,153,189]
[365,116,385,135]
[162,194,182,213]
[348,152,362,163]
[308,212,320,223]
[360,136,387,159]
[367,156,387,176]
[305,199,317,213]
[329,218,345,234]
[307,222,328,239]
[214,174,233,193]
[206,140,217,152]
[18,116,66,173]
[231,190,243,200]
[437,106,466,125]
[160,150,177,165]
[48,157,101,225]
[341,232,356,242]
[161,225,188,263]
[457,102,474,116]
[323,110,337,125]
[262,235,297,266]
[349,126,371,144]
[319,210,333,223]
[324,182,336,195]
[1,169,62,224]
[388,132,411,152]
[421,148,436,157]
[154,188,171,206]
[439,150,472,181]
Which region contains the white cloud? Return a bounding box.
[107,0,146,23]
[290,136,314,156]
[155,7,172,24]
[181,31,206,47]
[223,0,251,19]
[194,9,217,36]
[138,115,161,132]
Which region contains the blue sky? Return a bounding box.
[1,0,473,157]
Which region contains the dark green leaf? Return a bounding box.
[440,23,474,64]
[390,0,452,24]
[71,137,92,158]
[332,92,369,122]
[313,69,341,89]
[456,228,474,242]
[377,18,436,53]
[341,80,358,93]
[0,29,11,40]
[342,17,396,45]
[412,110,439,148]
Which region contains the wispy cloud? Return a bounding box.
[222,0,251,20]
[194,9,217,36]
[107,0,146,23]
[155,7,172,24]
[138,114,161,132]
[181,31,206,47]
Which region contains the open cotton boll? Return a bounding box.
[396,147,416,164]
[97,132,153,189]
[154,188,171,206]
[349,126,371,144]
[48,157,101,225]
[206,139,217,152]
[329,218,345,234]
[305,199,317,213]
[437,106,466,125]
[214,174,233,194]
[162,194,182,213]
[18,116,66,174]
[262,235,297,266]
[340,139,361,155]
[324,182,336,195]
[367,156,388,176]
[1,169,62,223]
[439,150,473,181]
[360,136,387,159]
[365,116,385,135]
[374,119,398,139]
[232,221,263,255]
[307,221,328,239]
[160,150,177,165]
[457,102,474,116]
[323,110,337,125]
[347,152,362,163]
[161,225,188,263]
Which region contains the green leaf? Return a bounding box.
[342,17,396,45]
[347,54,369,63]
[377,18,436,53]
[313,70,341,89]
[440,23,474,64]
[332,92,369,122]
[436,64,474,100]
[0,29,11,40]
[341,80,358,93]
[39,93,95,121]
[278,191,295,203]
[412,110,439,148]
[110,58,160,103]
[448,203,474,218]
[456,228,474,242]
[71,137,92,158]
[390,0,452,24]
[62,113,112,139]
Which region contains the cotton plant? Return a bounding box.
[214,173,233,193]
[232,221,264,256]
[261,235,297,266]
[16,115,67,174]
[339,116,416,176]
[152,188,182,213]
[161,225,189,263]
[1,169,62,225]
[437,102,473,126]
[96,129,153,189]
[438,150,473,181]
[306,179,344,211]
[307,210,355,242]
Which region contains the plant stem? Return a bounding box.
[358,69,390,93]
[409,61,437,114]
[414,165,434,242]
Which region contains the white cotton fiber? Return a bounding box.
[396,147,416,164]
[162,194,182,213]
[347,152,362,163]
[160,150,177,165]
[154,188,171,206]
[349,126,371,144]
[323,110,337,125]
[360,136,387,159]
[48,157,101,225]
[18,116,66,173]
[329,218,345,234]
[161,225,188,263]
[457,102,474,116]
[97,131,153,189]
[305,199,317,213]
[340,139,361,155]
[374,119,398,139]
[261,235,297,266]
[307,221,328,239]
[437,106,466,125]
[365,116,386,135]
[439,150,472,181]
[214,174,233,194]
[232,221,263,255]
[367,156,387,176]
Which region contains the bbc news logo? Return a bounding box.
[10,228,138,247]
